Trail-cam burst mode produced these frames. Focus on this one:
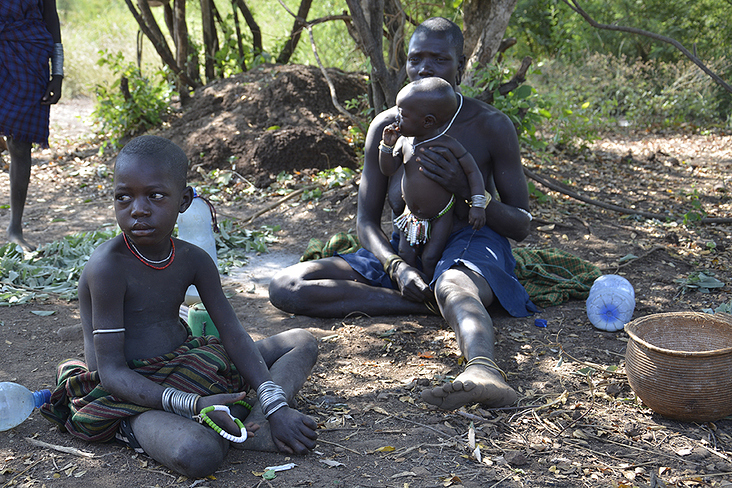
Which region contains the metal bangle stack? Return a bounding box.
[162,387,200,418]
[257,381,289,418]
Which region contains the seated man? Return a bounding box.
[42,135,318,478]
[269,17,537,411]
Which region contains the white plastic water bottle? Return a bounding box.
[177,192,218,305]
[0,382,51,431]
[586,274,636,332]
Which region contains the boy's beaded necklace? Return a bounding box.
[123,233,175,270]
[411,93,463,151]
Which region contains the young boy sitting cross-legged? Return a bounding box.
[41,135,318,478]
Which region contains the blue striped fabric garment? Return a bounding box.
[0,0,54,146]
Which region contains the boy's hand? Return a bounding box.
[197,392,256,439]
[468,207,486,230]
[267,406,318,454]
[381,123,400,147]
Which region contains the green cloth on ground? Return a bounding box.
[512,247,601,308]
[300,232,600,308]
[301,231,360,262]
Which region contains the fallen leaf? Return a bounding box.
[418,351,434,359]
[319,459,345,468]
[374,446,395,453]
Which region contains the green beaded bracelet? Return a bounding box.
[195,404,248,443]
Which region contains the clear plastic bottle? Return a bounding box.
[0,382,51,431]
[586,274,636,332]
[177,192,218,305]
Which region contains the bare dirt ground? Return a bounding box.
[1,65,732,488]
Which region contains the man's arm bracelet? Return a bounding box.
[383,254,405,282]
[51,43,64,77]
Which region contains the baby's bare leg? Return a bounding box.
[130,410,229,478]
[420,210,453,280]
[235,328,318,452]
[397,229,419,268]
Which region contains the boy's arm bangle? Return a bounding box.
[161,387,200,418]
[51,43,64,77]
[470,190,491,209]
[256,380,290,419]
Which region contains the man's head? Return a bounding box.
[113,136,193,244]
[396,78,457,137]
[407,17,465,87]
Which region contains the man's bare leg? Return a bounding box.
[269,257,431,317]
[5,137,36,251]
[235,328,319,452]
[421,265,517,410]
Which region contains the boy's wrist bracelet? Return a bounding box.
[161,387,200,418]
[256,381,289,419]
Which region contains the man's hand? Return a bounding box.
[417,146,470,199]
[393,261,432,302]
[267,407,318,454]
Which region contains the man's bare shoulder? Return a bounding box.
[460,95,515,133]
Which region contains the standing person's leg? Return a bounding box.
[421,265,518,410]
[237,328,318,451]
[5,137,35,251]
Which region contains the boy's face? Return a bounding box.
[406,31,463,87]
[113,155,190,248]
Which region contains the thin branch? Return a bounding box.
[524,166,732,224]
[276,0,368,134]
[562,0,732,94]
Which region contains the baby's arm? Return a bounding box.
[441,136,487,229]
[379,123,402,176]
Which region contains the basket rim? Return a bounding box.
[624,311,732,358]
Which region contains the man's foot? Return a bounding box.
[421,364,518,410]
[8,228,36,252]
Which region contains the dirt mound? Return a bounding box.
[160,64,367,186]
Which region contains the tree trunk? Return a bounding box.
[172,0,190,101]
[344,0,403,111]
[126,0,198,88]
[461,0,519,86]
[276,0,314,64]
[200,0,218,83]
[234,0,263,56]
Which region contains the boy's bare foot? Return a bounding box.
[421,364,517,410]
[8,228,36,252]
[230,409,278,452]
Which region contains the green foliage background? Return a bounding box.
[57,0,731,145]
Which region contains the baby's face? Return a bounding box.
[395,95,423,137]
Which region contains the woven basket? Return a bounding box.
[624,312,732,422]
